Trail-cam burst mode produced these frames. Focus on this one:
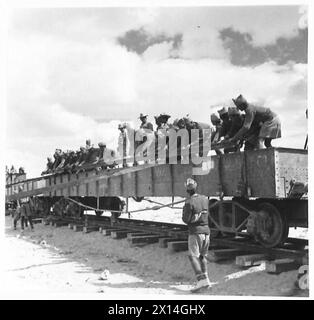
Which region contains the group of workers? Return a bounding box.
[42,139,116,175]
[42,94,282,174]
[12,195,35,231]
[210,94,281,153]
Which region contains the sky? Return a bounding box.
[5,5,308,178]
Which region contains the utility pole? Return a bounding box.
[304,108,308,150]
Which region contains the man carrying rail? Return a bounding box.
[229,94,281,149]
[182,178,211,293]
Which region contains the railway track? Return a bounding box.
[42,214,308,275]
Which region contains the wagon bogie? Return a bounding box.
[208,197,307,248]
[247,202,289,248]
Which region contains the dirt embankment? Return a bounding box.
[1,216,309,298]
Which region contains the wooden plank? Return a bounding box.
[164,241,225,251]
[207,249,248,262]
[265,258,301,274]
[159,237,185,248]
[42,219,50,225]
[167,230,188,239]
[73,225,84,232]
[127,232,152,239]
[53,221,69,227]
[32,218,43,224]
[102,228,122,236]
[211,237,306,258]
[285,238,308,247]
[128,235,162,245]
[98,224,114,233]
[111,230,129,239]
[168,241,188,252]
[236,254,270,267]
[83,226,99,233]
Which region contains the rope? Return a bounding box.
[65,197,185,216]
[142,198,183,209]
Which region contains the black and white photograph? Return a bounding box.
[1,0,311,300]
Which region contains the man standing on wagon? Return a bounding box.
[229,94,281,149]
[137,113,155,162]
[182,178,211,293]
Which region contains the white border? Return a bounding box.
[0,0,312,300]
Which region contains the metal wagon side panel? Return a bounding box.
[152,165,173,196]
[173,164,193,197]
[108,175,122,196]
[121,171,137,197]
[137,167,154,197]
[275,148,308,198]
[245,148,276,198]
[69,173,78,197]
[86,171,98,197]
[219,153,244,196]
[195,157,221,197]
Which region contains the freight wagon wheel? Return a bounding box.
[255,202,288,248]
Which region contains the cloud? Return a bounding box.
[6,6,308,178]
[9,8,160,43]
[220,27,307,66]
[143,6,303,46]
[117,27,182,55]
[298,6,308,29]
[7,34,141,120]
[5,102,124,177]
[142,41,175,61]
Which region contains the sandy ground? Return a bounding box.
[1,206,309,298]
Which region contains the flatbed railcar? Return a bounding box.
[5,147,308,248]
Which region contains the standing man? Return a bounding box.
[138,113,155,163]
[155,113,171,130]
[20,196,34,231]
[42,157,54,175]
[210,113,222,144]
[13,187,23,230]
[217,107,232,138]
[117,123,129,167]
[139,113,154,131]
[86,139,93,150]
[182,178,211,293]
[210,113,223,155]
[13,202,21,230]
[96,142,108,169]
[230,94,281,149]
[225,107,244,139]
[77,146,88,166]
[224,107,244,153]
[52,149,63,171]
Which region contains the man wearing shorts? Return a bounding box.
[230,94,281,149]
[182,178,211,293]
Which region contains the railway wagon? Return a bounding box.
[5,147,308,248]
